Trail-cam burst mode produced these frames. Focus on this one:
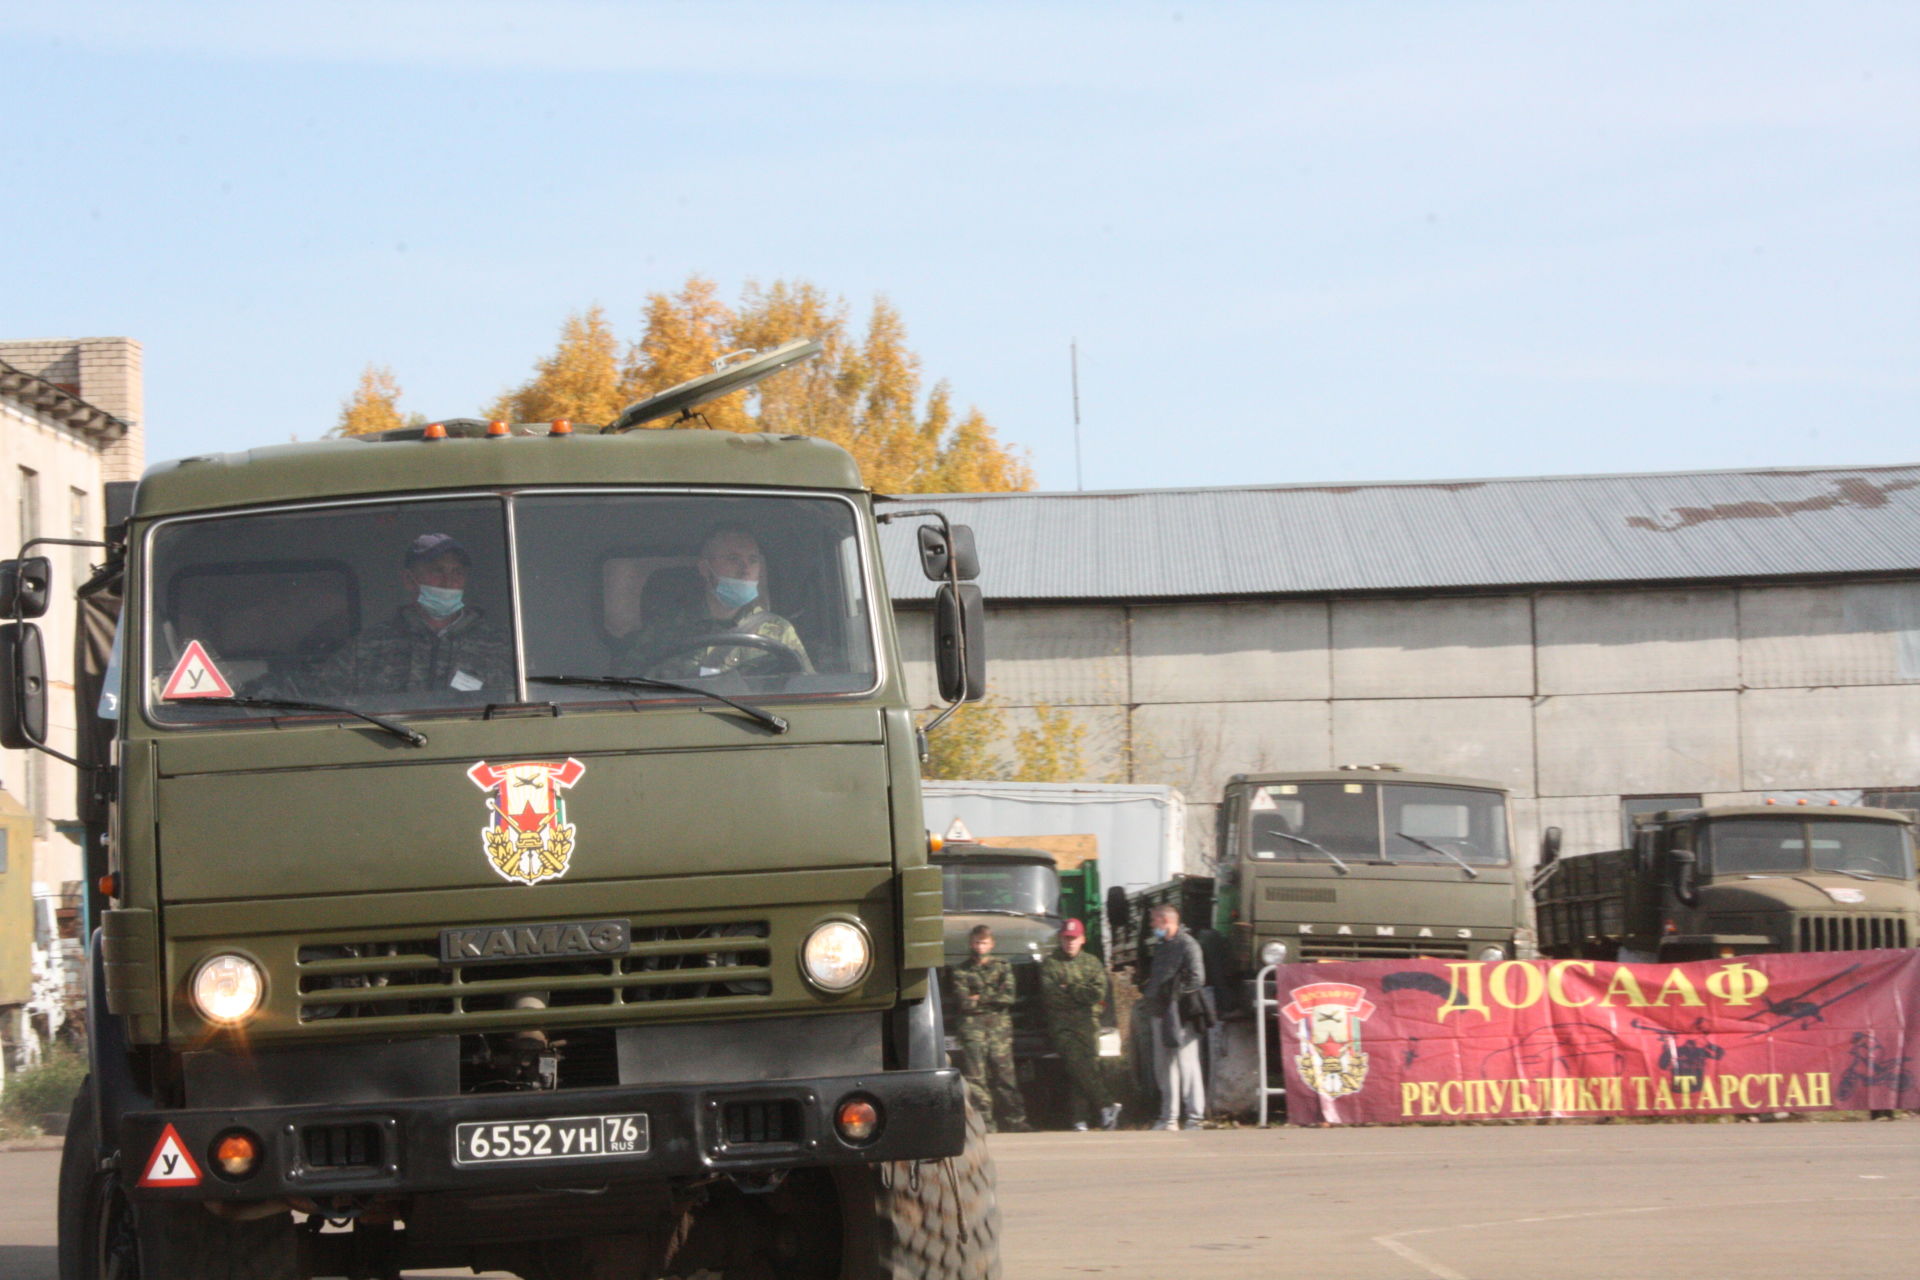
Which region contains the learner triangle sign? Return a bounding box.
[137,1124,203,1187]
[161,640,234,700]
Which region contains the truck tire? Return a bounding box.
[58,1076,302,1280]
[833,1095,1001,1280]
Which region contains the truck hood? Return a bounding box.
[148,706,895,902]
[1699,875,1919,914]
[940,912,1061,968]
[1249,866,1521,931]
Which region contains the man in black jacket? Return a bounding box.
[1141,903,1207,1129]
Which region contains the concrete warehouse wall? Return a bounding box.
[899,578,1920,870]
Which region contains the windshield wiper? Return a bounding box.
[176,696,427,747]
[1397,831,1481,879]
[1268,831,1349,875]
[529,674,788,734]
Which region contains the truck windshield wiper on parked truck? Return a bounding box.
[528,674,789,734]
[1396,831,1481,879]
[174,695,428,747]
[1267,830,1350,874]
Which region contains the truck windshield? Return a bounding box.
[1247,781,1509,867]
[1704,819,1915,879]
[145,491,877,723]
[940,863,1059,917]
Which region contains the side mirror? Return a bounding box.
[0,557,52,620]
[917,524,979,582]
[1539,826,1562,867]
[933,582,987,702]
[0,623,49,748]
[1670,848,1700,908]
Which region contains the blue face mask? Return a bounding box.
[417,584,465,619]
[713,575,760,611]
[1151,927,1169,940]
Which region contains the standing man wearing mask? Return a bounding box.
[627,524,812,679]
[309,533,514,699]
[1142,903,1207,1130]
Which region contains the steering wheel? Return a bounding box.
[640,631,805,677]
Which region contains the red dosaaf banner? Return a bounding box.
[1274,951,1920,1125]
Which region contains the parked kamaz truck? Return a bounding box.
[0,343,1005,1280]
[1534,802,1919,961]
[1113,767,1533,1115]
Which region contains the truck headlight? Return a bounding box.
[1476,945,1506,962]
[190,954,265,1025]
[1259,941,1289,966]
[801,921,872,993]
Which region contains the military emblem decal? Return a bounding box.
[1283,981,1375,1099]
[467,759,587,886]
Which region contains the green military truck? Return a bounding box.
[1534,802,1919,961]
[0,344,1004,1280]
[1113,767,1533,1115]
[931,841,1105,1122]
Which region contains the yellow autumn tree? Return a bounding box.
[922,700,1011,781]
[1012,705,1089,783]
[334,365,408,437]
[486,306,627,425]
[484,276,1032,492]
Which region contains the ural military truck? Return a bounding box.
[1534,802,1919,961]
[0,343,1004,1280]
[1113,767,1532,1115]
[931,840,1105,1124]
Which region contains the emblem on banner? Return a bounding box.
[467,759,587,885]
[1283,981,1376,1098]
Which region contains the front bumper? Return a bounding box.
[122,1067,965,1201]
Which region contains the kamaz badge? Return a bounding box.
[467,758,587,886]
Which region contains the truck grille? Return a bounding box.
[1297,936,1474,961]
[1796,915,1910,952]
[296,922,771,1024]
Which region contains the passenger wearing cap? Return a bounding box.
[1039,918,1120,1130]
[305,533,514,700]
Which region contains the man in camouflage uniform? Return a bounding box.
[306,533,514,700]
[624,525,811,679]
[948,924,1030,1133]
[1038,918,1119,1131]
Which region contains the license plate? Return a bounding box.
[453,1114,649,1167]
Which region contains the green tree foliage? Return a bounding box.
[1011,704,1088,783]
[922,701,1089,783]
[486,305,627,426]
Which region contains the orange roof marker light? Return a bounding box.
[487,420,511,437]
[422,423,447,440]
[549,419,573,436]
[1796,798,1809,806]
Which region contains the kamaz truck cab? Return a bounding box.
[1,344,1003,1280]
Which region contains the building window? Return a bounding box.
[1622,794,1702,844]
[1864,788,1920,812]
[71,487,90,586]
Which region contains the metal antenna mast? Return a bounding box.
[1071,339,1083,491]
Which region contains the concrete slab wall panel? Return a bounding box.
[1129,700,1332,801]
[1740,686,1920,790]
[1129,601,1330,703]
[1536,588,1737,694]
[1330,697,1536,796]
[1330,596,1533,698]
[1740,583,1920,688]
[1536,691,1741,797]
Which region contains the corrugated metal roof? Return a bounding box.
[878,462,1920,602]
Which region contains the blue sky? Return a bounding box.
[4,2,1915,491]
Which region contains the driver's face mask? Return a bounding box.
[712,576,760,611]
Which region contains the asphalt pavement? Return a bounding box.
[4,1119,1914,1279]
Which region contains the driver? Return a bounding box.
[625,525,811,678]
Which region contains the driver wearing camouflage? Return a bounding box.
[625,525,811,678]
